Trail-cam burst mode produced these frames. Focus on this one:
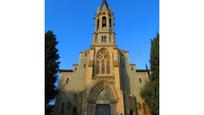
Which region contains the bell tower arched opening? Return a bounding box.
[92,0,116,45]
[97,18,99,30]
[102,16,107,29]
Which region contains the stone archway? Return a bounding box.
[87,81,119,115]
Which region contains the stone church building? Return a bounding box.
[53,0,151,115]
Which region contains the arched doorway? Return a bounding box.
[95,86,111,115]
[95,104,111,115]
[87,81,119,115]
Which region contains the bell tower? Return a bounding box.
[92,0,116,45]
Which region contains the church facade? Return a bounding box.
[53,0,151,115]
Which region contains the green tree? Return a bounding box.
[141,34,159,115]
[45,31,60,111]
[150,34,159,81]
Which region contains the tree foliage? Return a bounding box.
[150,34,159,81]
[141,34,159,115]
[45,31,60,108]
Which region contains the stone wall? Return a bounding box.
[53,48,150,115]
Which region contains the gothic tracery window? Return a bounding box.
[96,48,111,75]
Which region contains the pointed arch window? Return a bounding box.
[97,18,99,30]
[107,61,110,74]
[102,60,105,74]
[101,36,106,43]
[96,48,111,75]
[96,60,100,74]
[104,36,106,42]
[109,18,112,28]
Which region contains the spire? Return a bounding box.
[101,0,109,9]
[92,0,116,46]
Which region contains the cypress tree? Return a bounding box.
[150,34,159,80]
[141,34,159,115]
[45,30,60,111]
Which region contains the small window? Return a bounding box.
[139,78,142,84]
[75,68,77,71]
[131,67,134,71]
[122,64,125,67]
[84,53,87,57]
[84,64,86,68]
[101,36,106,43]
[66,78,69,84]
[104,36,106,42]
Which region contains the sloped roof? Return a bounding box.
[100,0,109,9]
[60,69,73,73]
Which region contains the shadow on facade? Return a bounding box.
[119,52,139,115]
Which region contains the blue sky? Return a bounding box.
[45,0,159,69]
